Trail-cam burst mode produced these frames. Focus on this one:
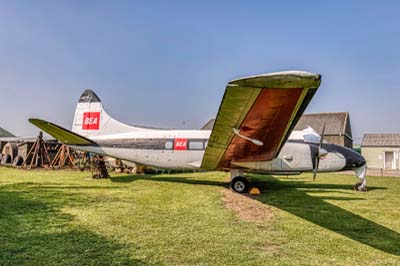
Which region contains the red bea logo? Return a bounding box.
[82,112,100,130]
[174,138,187,150]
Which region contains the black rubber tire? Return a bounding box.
[230,176,249,193]
[354,182,367,192]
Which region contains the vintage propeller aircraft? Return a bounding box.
[29,71,367,192]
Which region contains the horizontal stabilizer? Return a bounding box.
[29,118,97,145]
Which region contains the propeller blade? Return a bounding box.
[313,123,326,181]
[319,124,325,147]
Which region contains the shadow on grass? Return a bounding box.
[111,174,228,188]
[111,173,400,256]
[0,185,143,266]
[253,176,400,256]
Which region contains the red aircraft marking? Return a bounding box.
[174,138,187,150]
[82,112,100,130]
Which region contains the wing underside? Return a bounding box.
[201,71,321,170]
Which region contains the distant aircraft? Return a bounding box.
[29,71,367,192]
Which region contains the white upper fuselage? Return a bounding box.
[71,128,346,174]
[74,129,211,169]
[91,129,211,141]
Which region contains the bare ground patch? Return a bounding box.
[222,189,273,223]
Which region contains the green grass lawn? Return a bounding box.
[0,167,399,265]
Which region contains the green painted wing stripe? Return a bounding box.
[29,118,96,146]
[201,86,262,170]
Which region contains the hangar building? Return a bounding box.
[361,133,400,170]
[0,127,15,151]
[0,127,14,138]
[294,112,353,148]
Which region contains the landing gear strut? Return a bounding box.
[354,164,367,192]
[230,169,249,193]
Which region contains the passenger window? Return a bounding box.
[189,141,203,150]
[165,141,173,150]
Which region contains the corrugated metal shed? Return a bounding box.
[201,119,215,130]
[294,112,353,148]
[362,133,400,147]
[294,112,349,135]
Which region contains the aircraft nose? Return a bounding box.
[344,149,366,170]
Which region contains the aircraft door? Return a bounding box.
[384,151,395,170]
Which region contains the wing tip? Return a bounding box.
[29,118,42,122]
[229,70,321,88]
[29,118,50,127]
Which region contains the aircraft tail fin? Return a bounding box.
[72,89,148,137]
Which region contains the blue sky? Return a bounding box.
[0,1,399,143]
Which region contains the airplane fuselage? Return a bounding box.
[71,129,364,175]
[29,73,369,192]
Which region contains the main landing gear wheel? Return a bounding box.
[354,182,367,192]
[230,176,249,193]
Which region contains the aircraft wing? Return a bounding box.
[201,71,321,170]
[29,118,97,145]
